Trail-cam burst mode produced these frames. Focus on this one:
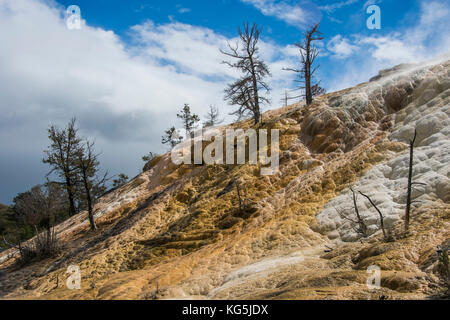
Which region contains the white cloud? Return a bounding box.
[325,0,450,91]
[359,1,450,64]
[328,16,343,24]
[327,35,359,58]
[129,21,235,79]
[420,1,449,25]
[319,0,360,12]
[240,0,319,28]
[177,7,191,14]
[0,0,299,203]
[357,35,420,63]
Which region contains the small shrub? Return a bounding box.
[16,228,60,266]
[17,243,37,265]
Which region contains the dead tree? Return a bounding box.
[228,86,254,121]
[359,191,387,240]
[283,23,325,105]
[349,188,368,237]
[76,139,108,231]
[350,188,368,237]
[221,23,271,124]
[281,90,289,107]
[335,188,368,238]
[43,118,83,216]
[203,105,224,127]
[404,129,425,234]
[280,90,296,107]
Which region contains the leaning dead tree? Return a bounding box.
[350,188,368,237]
[337,188,369,238]
[284,23,325,105]
[354,189,367,229]
[359,191,387,241]
[221,23,271,124]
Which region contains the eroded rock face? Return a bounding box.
[299,61,449,156]
[316,61,450,243]
[1,59,449,300]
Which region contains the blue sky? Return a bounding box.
[53,0,426,90]
[0,0,449,204]
[51,0,429,86]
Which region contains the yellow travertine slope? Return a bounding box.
[0,58,449,300]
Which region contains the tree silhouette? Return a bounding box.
[203,105,224,127]
[221,22,271,124]
[43,118,82,217]
[177,104,200,138]
[162,126,183,148]
[284,23,325,105]
[75,139,108,230]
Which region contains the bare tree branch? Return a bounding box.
[221,23,271,124]
[283,23,325,105]
[359,191,387,240]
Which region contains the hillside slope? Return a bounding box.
[0,58,449,300]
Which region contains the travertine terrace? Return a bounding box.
[1,58,449,300]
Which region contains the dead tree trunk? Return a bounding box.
[85,181,97,231]
[359,191,387,240]
[65,177,77,216]
[404,129,417,234]
[76,140,107,231]
[221,23,271,124]
[350,187,368,237]
[283,23,324,105]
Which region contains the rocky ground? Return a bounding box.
[0,58,449,300]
